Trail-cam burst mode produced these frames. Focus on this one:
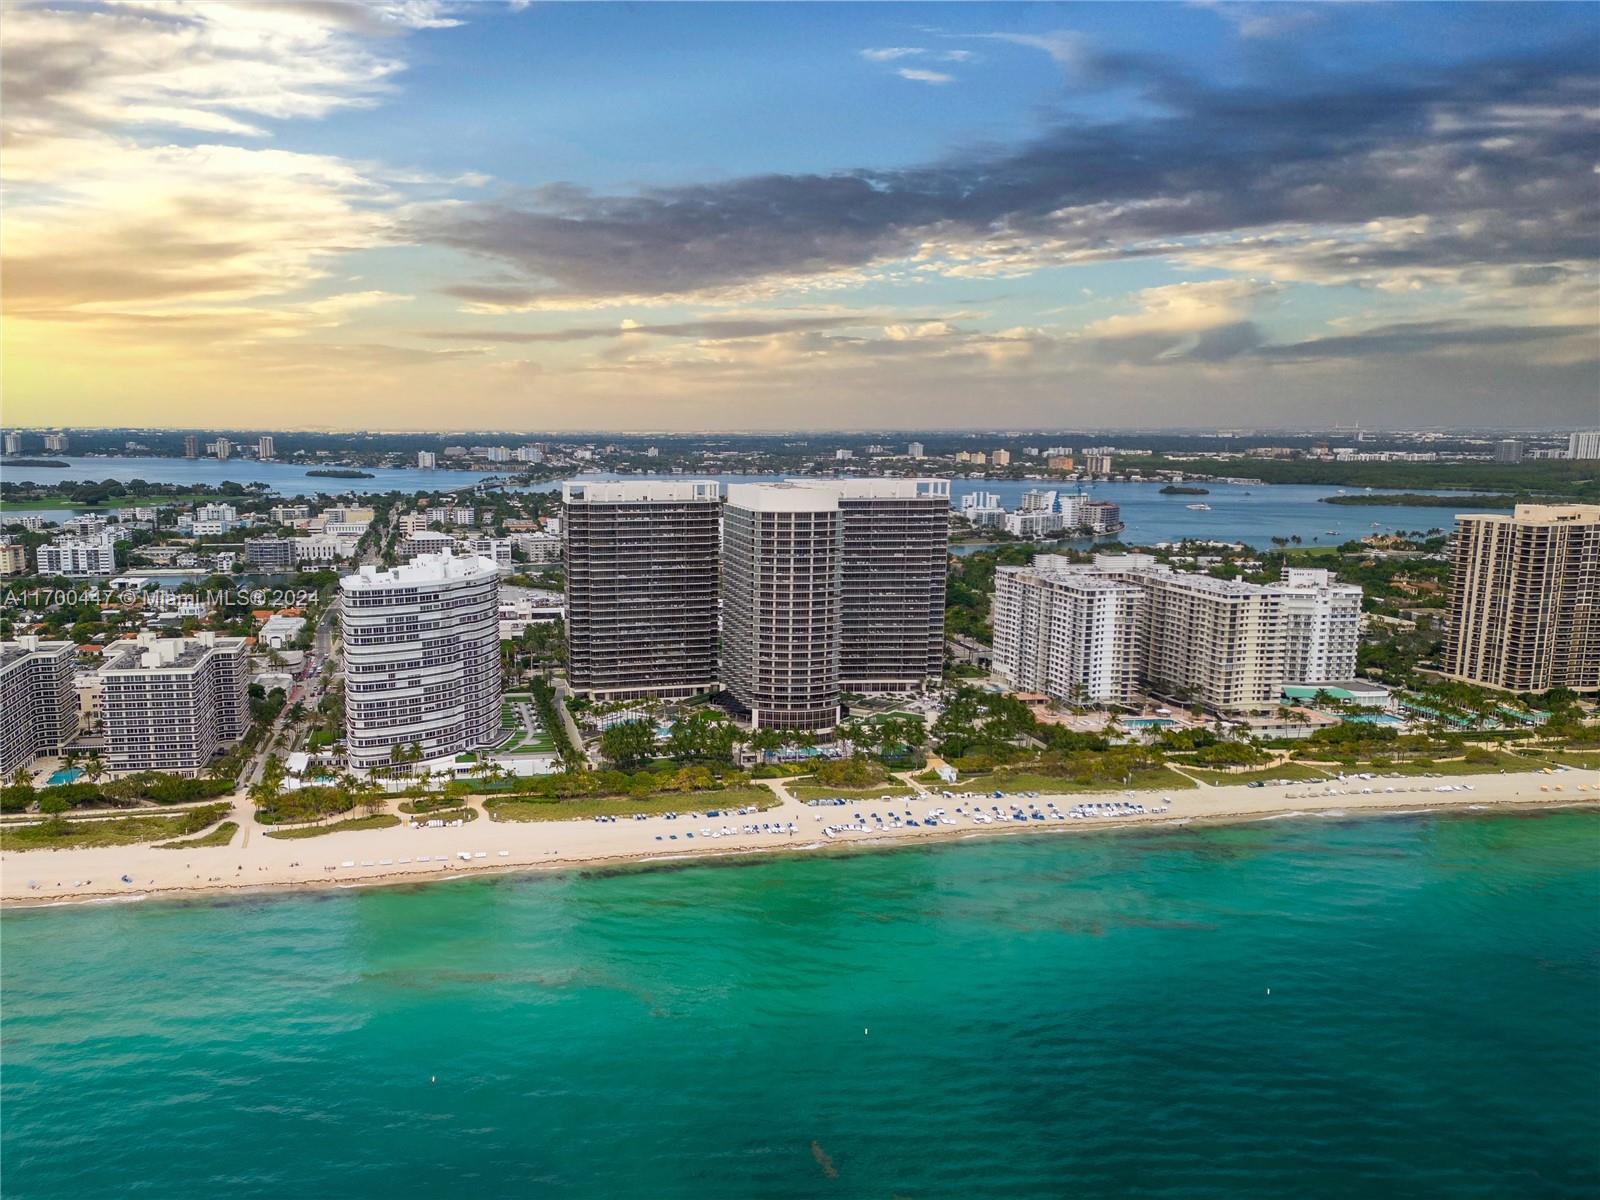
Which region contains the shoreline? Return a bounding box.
[3,768,1595,910]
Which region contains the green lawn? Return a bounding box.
[264,814,401,839]
[940,766,1197,795]
[487,786,777,823]
[789,783,916,801]
[502,731,557,753]
[1304,752,1545,778]
[1178,763,1333,786]
[155,821,239,849]
[1538,750,1600,771]
[1,804,231,851]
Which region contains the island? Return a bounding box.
[305,468,376,479]
[1321,492,1511,508]
[1159,484,1209,495]
[0,459,70,467]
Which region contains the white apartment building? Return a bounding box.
[498,585,564,638]
[908,441,925,459]
[397,530,458,558]
[462,536,514,572]
[511,531,563,563]
[993,568,1143,704]
[994,554,1362,711]
[212,437,231,460]
[64,513,109,537]
[270,504,310,524]
[340,552,502,770]
[43,432,69,453]
[0,638,79,775]
[292,534,358,563]
[1004,510,1066,539]
[417,450,437,469]
[1569,431,1600,460]
[258,435,275,459]
[3,431,22,455]
[100,633,249,772]
[180,502,240,535]
[38,533,117,578]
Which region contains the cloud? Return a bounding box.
[1,0,448,351]
[420,313,909,343]
[1254,319,1593,362]
[1193,2,1326,40]
[897,68,954,85]
[861,47,924,62]
[414,40,1598,317]
[2,1,455,141]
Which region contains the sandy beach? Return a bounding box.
[3,768,1595,907]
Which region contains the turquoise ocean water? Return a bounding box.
[4,810,1597,1198]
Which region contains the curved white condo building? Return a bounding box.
[340,551,502,771]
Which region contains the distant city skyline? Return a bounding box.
[4,2,1596,431]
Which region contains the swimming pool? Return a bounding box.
[1122,717,1177,729]
[1345,714,1404,726]
[46,768,84,787]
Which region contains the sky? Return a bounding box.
[2,0,1597,432]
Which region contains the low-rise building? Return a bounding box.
[258,613,307,649]
[245,537,297,571]
[511,531,563,563]
[397,530,458,558]
[37,533,117,578]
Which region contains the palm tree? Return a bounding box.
[81,751,107,787]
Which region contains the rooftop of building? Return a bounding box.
[101,633,246,673]
[1,638,75,669]
[784,477,952,500]
[1462,503,1600,525]
[341,550,499,591]
[725,482,843,513]
[562,479,721,504]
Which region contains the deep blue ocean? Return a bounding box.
[4,809,1596,1198]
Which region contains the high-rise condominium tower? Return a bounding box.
[100,633,249,772]
[719,479,950,730]
[721,484,843,731]
[1445,504,1600,692]
[802,478,949,693]
[0,638,79,775]
[340,551,502,770]
[994,555,1363,711]
[562,480,722,700]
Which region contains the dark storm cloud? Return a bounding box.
[1253,320,1594,362]
[416,42,1599,300]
